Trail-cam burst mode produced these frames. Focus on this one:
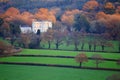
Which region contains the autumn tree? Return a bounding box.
[0,18,4,37]
[42,28,54,49]
[75,53,88,68]
[0,40,13,56]
[82,0,99,12]
[35,8,56,23]
[61,9,80,32]
[104,2,115,14]
[70,31,80,51]
[20,33,31,48]
[73,14,90,32]
[9,22,21,45]
[19,11,34,26]
[90,20,106,34]
[91,54,104,68]
[53,21,66,50]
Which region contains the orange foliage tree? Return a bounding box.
[61,9,81,31]
[35,8,56,23]
[0,40,13,56]
[82,0,99,12]
[75,53,88,68]
[104,2,115,14]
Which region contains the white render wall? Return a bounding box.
[32,21,52,33]
[20,25,32,33]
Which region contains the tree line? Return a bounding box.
[0,0,120,52]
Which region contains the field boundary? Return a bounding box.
[0,62,120,72]
[13,54,118,61]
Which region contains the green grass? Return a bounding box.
[0,49,120,80]
[41,40,119,52]
[0,64,119,80]
[0,56,120,69]
[19,49,120,59]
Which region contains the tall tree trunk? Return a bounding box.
[81,43,84,50]
[48,41,51,49]
[74,43,78,51]
[74,42,78,51]
[94,44,96,51]
[79,62,82,68]
[89,44,92,51]
[119,41,120,52]
[96,60,99,68]
[55,43,59,50]
[102,45,104,51]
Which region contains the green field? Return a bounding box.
[40,40,119,52]
[0,49,120,80]
[20,49,120,59]
[0,64,119,80]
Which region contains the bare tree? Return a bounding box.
[20,33,32,48]
[42,28,54,49]
[91,54,104,68]
[75,53,88,68]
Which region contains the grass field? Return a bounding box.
[40,40,119,52]
[20,49,120,59]
[0,64,119,80]
[0,49,120,80]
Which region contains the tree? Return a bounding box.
[104,2,115,14]
[73,14,90,32]
[61,9,80,32]
[0,18,4,37]
[0,18,4,26]
[9,22,21,45]
[53,30,65,49]
[82,0,99,12]
[75,53,88,68]
[35,8,56,23]
[91,54,104,68]
[90,20,106,34]
[53,21,66,49]
[36,29,41,48]
[42,28,54,49]
[20,33,31,48]
[0,40,13,56]
[70,31,80,51]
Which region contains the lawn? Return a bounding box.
[0,64,119,80]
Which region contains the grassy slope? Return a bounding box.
[0,64,119,80]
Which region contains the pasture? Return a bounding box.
[0,49,120,80]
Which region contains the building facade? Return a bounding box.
[20,25,32,33]
[32,20,52,33]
